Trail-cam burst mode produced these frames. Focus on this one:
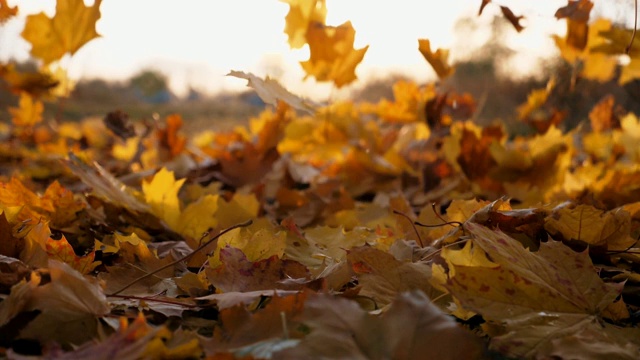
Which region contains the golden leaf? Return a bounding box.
[282,0,327,49]
[0,0,17,24]
[21,0,102,64]
[142,168,185,230]
[9,93,44,127]
[300,21,369,88]
[418,39,455,79]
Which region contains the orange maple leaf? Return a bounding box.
[45,236,100,275]
[300,21,369,88]
[0,0,17,24]
[21,0,102,64]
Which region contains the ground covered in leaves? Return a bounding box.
[1,78,640,359]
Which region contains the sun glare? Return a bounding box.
[0,0,610,99]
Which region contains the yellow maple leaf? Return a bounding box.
[21,0,102,64]
[300,21,369,88]
[9,92,44,127]
[418,39,455,79]
[142,168,185,230]
[282,0,327,49]
[0,0,17,24]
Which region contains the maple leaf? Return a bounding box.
[0,63,60,98]
[0,260,108,346]
[45,236,99,275]
[444,223,622,319]
[418,39,455,79]
[204,292,307,356]
[544,203,636,251]
[21,0,102,65]
[157,114,187,158]
[142,167,185,230]
[0,0,17,24]
[276,290,484,359]
[228,71,317,114]
[347,245,440,307]
[282,0,327,49]
[300,21,369,88]
[9,92,44,127]
[206,246,308,292]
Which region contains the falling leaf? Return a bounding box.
[555,0,593,22]
[0,0,17,24]
[282,0,327,49]
[9,92,44,127]
[228,71,317,114]
[418,39,455,79]
[499,6,524,32]
[21,0,102,64]
[276,290,484,359]
[300,21,369,87]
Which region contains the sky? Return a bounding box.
[0,1,628,100]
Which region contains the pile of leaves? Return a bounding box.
[2,0,640,359]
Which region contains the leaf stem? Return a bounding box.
[106,219,253,296]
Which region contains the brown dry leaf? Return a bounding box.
[444,223,622,319]
[499,6,524,32]
[589,95,620,132]
[0,260,109,346]
[301,21,369,88]
[489,312,640,359]
[206,246,309,292]
[0,255,30,293]
[544,203,636,251]
[478,0,491,15]
[555,0,593,22]
[347,245,439,307]
[204,292,307,356]
[418,39,455,79]
[276,290,484,359]
[157,114,187,158]
[9,92,44,127]
[228,71,316,114]
[282,0,327,49]
[0,0,17,23]
[21,0,102,64]
[0,64,60,98]
[64,153,150,213]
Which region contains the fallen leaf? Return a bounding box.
[444,223,622,319]
[206,246,309,292]
[347,245,439,307]
[142,167,185,230]
[276,290,484,359]
[45,236,100,275]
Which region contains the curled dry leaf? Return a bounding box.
[276,290,484,359]
[228,70,317,114]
